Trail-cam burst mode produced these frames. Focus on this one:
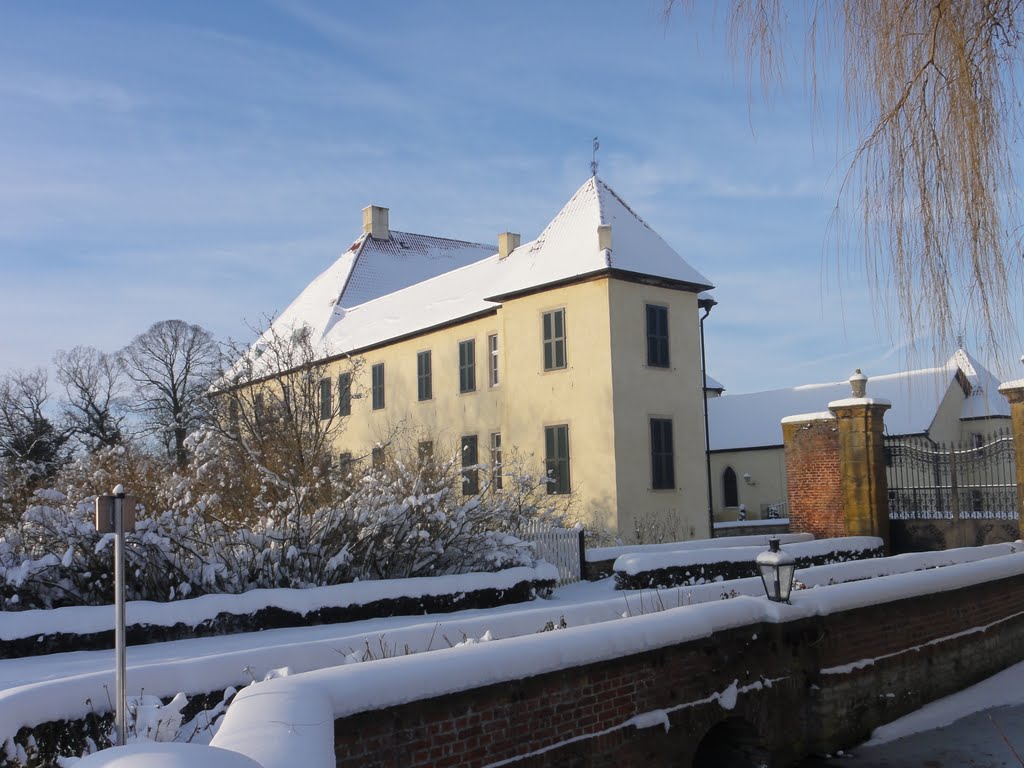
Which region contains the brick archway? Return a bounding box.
[691,716,770,768]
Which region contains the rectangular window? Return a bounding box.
[544,425,570,494]
[488,334,500,387]
[650,418,675,489]
[542,309,566,371]
[646,304,670,368]
[490,432,502,491]
[461,435,479,496]
[371,363,385,410]
[338,452,352,475]
[337,372,352,417]
[459,339,476,393]
[253,392,265,422]
[372,446,384,469]
[417,351,432,401]
[319,377,332,420]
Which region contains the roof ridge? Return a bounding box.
[596,177,654,232]
[386,229,497,250]
[334,235,368,310]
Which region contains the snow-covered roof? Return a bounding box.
[261,230,496,355]
[245,177,713,375]
[709,351,1011,451]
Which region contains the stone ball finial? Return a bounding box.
[849,368,868,398]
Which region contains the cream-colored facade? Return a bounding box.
[320,275,708,540]
[253,177,715,541]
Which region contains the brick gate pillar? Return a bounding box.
[998,369,1024,540]
[783,413,842,540]
[783,370,892,550]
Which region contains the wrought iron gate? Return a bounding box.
[886,429,1017,519]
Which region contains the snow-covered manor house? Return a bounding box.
[250,177,715,540]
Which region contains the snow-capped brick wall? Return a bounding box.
[783,415,844,539]
[319,553,1024,767]
[0,565,558,660]
[612,536,883,590]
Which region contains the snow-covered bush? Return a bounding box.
[0,433,571,610]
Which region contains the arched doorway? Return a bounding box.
[691,717,769,768]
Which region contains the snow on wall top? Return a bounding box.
[709,350,1011,451]
[249,177,713,372]
[217,548,1024,730]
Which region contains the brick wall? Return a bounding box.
[333,571,1024,767]
[783,417,843,539]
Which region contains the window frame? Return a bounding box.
[542,308,567,371]
[461,434,479,496]
[371,363,385,410]
[722,466,739,508]
[650,417,676,490]
[337,372,352,417]
[645,304,670,368]
[417,350,432,402]
[319,377,332,420]
[490,431,503,491]
[458,339,476,394]
[488,334,500,388]
[544,424,571,494]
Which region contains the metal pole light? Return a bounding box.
[95,484,136,746]
[756,538,797,603]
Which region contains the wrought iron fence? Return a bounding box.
[886,429,1018,521]
[760,501,789,519]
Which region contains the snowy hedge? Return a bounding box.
[0,564,558,660]
[584,532,814,579]
[613,536,885,590]
[0,438,574,612]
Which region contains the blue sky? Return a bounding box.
[1,1,1015,393]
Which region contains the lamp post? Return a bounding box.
[95,484,136,746]
[756,538,796,603]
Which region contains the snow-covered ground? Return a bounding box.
[4,542,1023,766]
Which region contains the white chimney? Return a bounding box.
[597,224,612,252]
[498,232,521,260]
[362,205,390,240]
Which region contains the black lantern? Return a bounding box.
[756,538,797,603]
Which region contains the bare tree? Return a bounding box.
[0,369,69,523]
[206,320,365,523]
[54,345,128,450]
[0,369,66,467]
[123,320,218,467]
[664,0,1024,359]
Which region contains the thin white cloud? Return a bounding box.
[0,72,141,111]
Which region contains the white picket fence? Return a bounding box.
[518,522,584,586]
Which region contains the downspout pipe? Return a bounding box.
[698,294,717,539]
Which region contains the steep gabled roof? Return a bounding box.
[244,176,713,375]
[259,231,495,353]
[708,351,1011,451]
[489,176,712,300]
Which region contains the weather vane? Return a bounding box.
[591,137,600,176]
